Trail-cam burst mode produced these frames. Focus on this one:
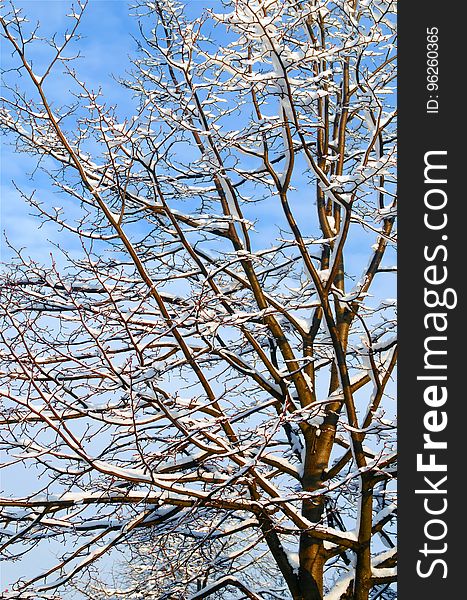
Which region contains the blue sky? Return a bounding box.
[1,0,396,594]
[0,3,239,592]
[0,2,142,590]
[1,1,139,263]
[1,0,396,282]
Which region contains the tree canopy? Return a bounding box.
[0,1,397,599]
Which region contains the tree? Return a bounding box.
[0,1,397,599]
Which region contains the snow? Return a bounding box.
[188,576,236,600]
[324,552,358,599]
[371,334,397,353]
[327,215,336,232]
[107,210,121,223]
[261,453,301,477]
[303,372,314,393]
[289,426,304,473]
[372,547,397,567]
[324,573,354,600]
[316,268,330,283]
[286,551,300,574]
[290,313,313,332]
[373,502,396,526]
